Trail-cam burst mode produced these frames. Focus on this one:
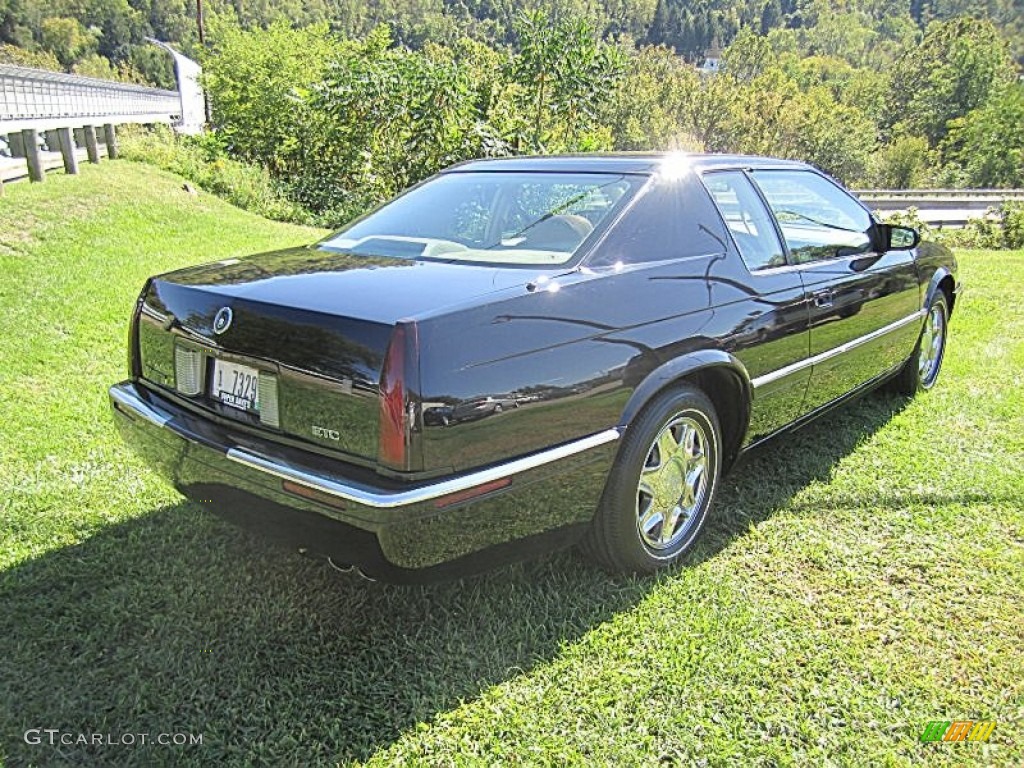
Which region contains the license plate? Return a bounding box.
[212,360,259,412]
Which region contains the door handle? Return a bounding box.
[813,290,834,308]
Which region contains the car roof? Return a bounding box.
[446,152,813,175]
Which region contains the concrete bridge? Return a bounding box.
[1,44,202,187]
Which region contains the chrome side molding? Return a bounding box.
[752,310,925,390]
[227,429,621,509]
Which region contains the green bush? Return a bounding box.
[118,126,316,225]
[882,203,1024,250]
[865,134,933,189]
[197,12,624,226]
[880,207,934,241]
[936,214,1005,250]
[201,21,335,177]
[1003,202,1024,249]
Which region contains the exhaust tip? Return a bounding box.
[327,556,354,574]
[327,557,377,582]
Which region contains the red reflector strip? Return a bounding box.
[433,477,511,509]
[282,480,348,511]
[378,324,407,468]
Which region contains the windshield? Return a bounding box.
[318,171,645,266]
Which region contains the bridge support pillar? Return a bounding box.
[58,127,79,175]
[22,129,44,183]
[44,129,60,152]
[8,132,26,157]
[83,125,100,163]
[103,124,119,159]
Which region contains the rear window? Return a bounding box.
[318,171,644,267]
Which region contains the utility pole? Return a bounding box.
[196,0,210,124]
[196,0,205,45]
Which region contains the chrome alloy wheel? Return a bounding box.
[636,413,710,551]
[918,302,946,386]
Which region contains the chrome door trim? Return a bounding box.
[751,309,924,390]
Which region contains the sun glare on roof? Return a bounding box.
[659,152,691,181]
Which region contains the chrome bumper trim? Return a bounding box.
[110,383,172,428]
[227,427,620,508]
[752,309,925,390]
[110,383,620,510]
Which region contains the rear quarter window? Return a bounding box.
[588,175,728,267]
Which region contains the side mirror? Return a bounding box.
[879,223,920,251]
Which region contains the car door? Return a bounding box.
[751,169,921,411]
[701,170,811,442]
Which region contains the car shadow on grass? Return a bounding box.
[1,392,910,767]
[690,391,916,564]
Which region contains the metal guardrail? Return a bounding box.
[0,64,181,134]
[854,189,1024,228]
[855,189,1024,199]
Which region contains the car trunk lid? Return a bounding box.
[134,247,534,465]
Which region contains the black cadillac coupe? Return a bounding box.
[110,154,960,582]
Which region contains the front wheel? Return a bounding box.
[893,292,949,394]
[582,385,721,574]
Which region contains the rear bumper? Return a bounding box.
[110,381,619,580]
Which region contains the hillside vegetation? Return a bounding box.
[3,2,1023,224]
[152,11,1024,228]
[1,160,1022,766]
[2,0,1022,83]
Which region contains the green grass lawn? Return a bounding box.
[1,162,1022,767]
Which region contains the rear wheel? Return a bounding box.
[583,385,721,574]
[893,292,949,394]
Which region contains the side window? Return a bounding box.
[702,171,787,271]
[752,170,873,264]
[588,176,728,267]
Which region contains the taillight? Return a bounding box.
[379,323,414,468]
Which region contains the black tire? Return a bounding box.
[892,292,949,395]
[582,384,721,574]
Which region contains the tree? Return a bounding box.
[887,17,1015,146]
[805,10,877,64]
[603,0,659,37]
[722,27,776,81]
[202,21,336,174]
[760,0,781,36]
[0,42,60,70]
[39,16,97,67]
[509,9,625,152]
[601,44,701,149]
[943,83,1024,187]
